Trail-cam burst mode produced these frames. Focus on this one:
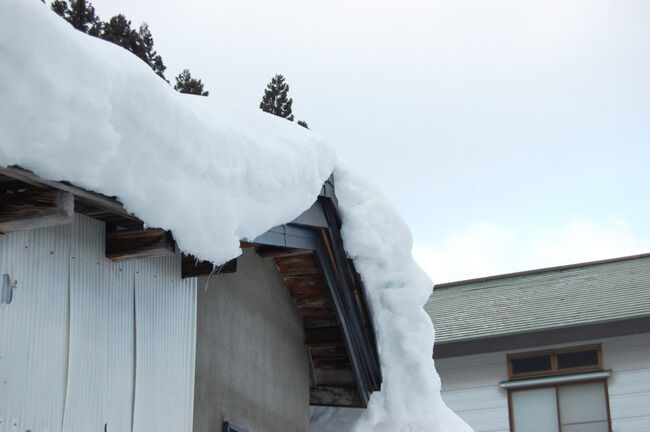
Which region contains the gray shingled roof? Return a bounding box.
[424,254,650,343]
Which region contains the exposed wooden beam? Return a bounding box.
[181,254,237,278]
[256,245,312,260]
[0,165,137,221]
[310,386,362,407]
[0,189,73,233]
[305,326,344,347]
[106,228,175,261]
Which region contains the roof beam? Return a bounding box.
[0,165,137,221]
[0,189,73,233]
[310,386,361,407]
[106,227,175,261]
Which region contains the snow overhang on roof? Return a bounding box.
[0,166,382,407]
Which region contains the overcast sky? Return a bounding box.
[88,0,650,283]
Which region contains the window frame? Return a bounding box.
[507,344,603,379]
[506,377,613,432]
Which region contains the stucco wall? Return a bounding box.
[436,333,650,432]
[193,248,311,432]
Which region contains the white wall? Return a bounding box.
[435,333,650,432]
[603,334,650,432]
[436,351,510,432]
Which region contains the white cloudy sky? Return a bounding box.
[86,0,650,283]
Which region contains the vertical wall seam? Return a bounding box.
[60,232,72,432]
[130,271,136,432]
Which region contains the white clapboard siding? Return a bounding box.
[0,224,71,432]
[62,215,136,432]
[436,352,510,432]
[436,333,650,432]
[132,254,196,432]
[603,334,650,431]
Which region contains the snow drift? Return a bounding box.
[0,0,334,265]
[0,1,471,431]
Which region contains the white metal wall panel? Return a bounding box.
[62,215,135,432]
[0,224,71,432]
[132,254,197,432]
[604,334,650,432]
[437,334,650,432]
[436,352,510,432]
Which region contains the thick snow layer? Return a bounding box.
[1,2,471,431]
[0,0,334,265]
[311,164,473,432]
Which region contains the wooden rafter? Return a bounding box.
[0,188,74,233]
[106,227,175,261]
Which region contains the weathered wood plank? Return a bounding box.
[274,254,320,276]
[256,246,312,260]
[0,165,136,220]
[305,326,344,347]
[310,386,362,407]
[181,254,237,278]
[0,189,73,233]
[106,228,175,261]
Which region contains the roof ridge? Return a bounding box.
[434,252,650,289]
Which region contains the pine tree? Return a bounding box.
[50,2,168,81]
[51,1,68,18]
[138,23,167,80]
[51,0,102,36]
[259,74,294,121]
[101,15,140,56]
[297,120,309,129]
[174,69,209,96]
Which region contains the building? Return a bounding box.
[0,167,381,432]
[425,254,650,432]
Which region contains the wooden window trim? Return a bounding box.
[507,344,602,379]
[507,378,613,432]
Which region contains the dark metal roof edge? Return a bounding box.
[253,186,382,407]
[434,252,650,289]
[433,315,650,358]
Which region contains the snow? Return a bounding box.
[311,164,472,432]
[0,0,334,265]
[0,1,471,431]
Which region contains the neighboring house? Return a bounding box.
[0,167,381,432]
[425,254,650,432]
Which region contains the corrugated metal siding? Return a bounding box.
[425,256,650,343]
[132,254,196,432]
[0,214,197,432]
[62,215,135,432]
[0,224,71,432]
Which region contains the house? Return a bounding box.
[0,167,381,432]
[0,2,480,431]
[425,254,650,432]
[0,1,387,430]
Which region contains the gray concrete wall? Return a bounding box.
[193,248,311,432]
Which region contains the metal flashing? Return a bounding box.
[499,369,611,389]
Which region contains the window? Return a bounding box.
[508,345,602,379]
[504,345,612,432]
